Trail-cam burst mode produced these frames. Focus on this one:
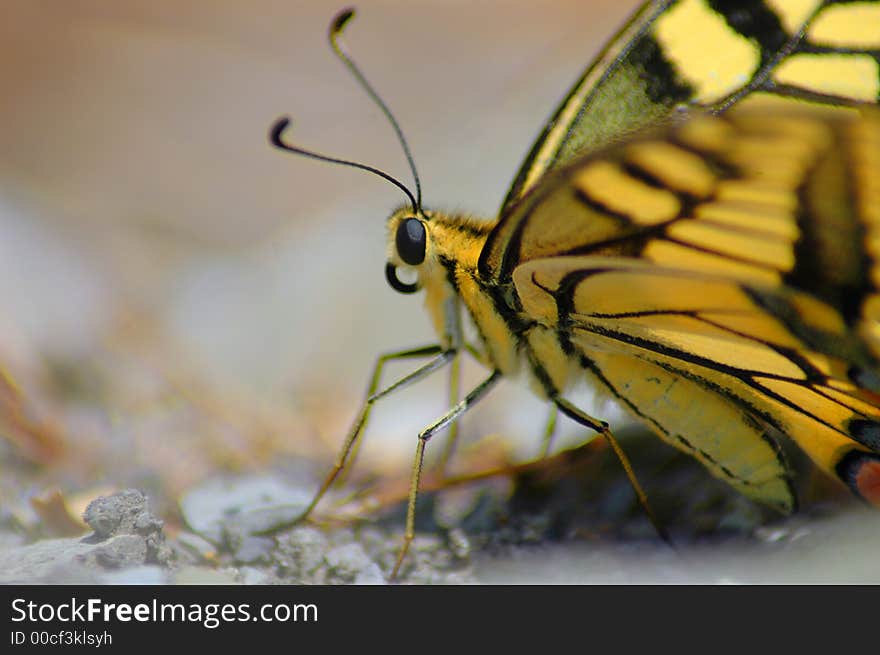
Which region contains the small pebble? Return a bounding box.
[279,526,328,575]
[233,535,275,565]
[176,531,218,563]
[324,543,375,583]
[83,489,157,539]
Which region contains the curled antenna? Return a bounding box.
[329,8,422,209]
[269,117,419,211]
[268,9,423,211]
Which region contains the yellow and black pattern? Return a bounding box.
[485,109,880,369]
[503,0,880,213]
[444,107,879,510]
[398,1,880,512]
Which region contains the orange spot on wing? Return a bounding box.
[855,459,880,507]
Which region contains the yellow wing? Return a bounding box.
[503,0,880,213]
[501,106,880,508]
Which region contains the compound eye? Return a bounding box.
[395,217,426,266]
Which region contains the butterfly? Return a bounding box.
[268,0,880,578]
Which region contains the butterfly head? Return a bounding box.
[385,204,494,351]
[385,207,431,295]
[385,204,495,297]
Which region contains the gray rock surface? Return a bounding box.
[0,489,172,583]
[5,468,873,585]
[179,476,311,544]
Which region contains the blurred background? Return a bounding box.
[0,0,642,517]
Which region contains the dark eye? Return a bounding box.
[395,217,426,266]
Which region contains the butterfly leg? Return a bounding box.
[436,351,462,473]
[306,344,457,518]
[552,396,671,544]
[435,342,493,473]
[391,369,502,580]
[540,404,559,458]
[256,344,454,536]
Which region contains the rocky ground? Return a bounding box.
[3,429,877,585]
